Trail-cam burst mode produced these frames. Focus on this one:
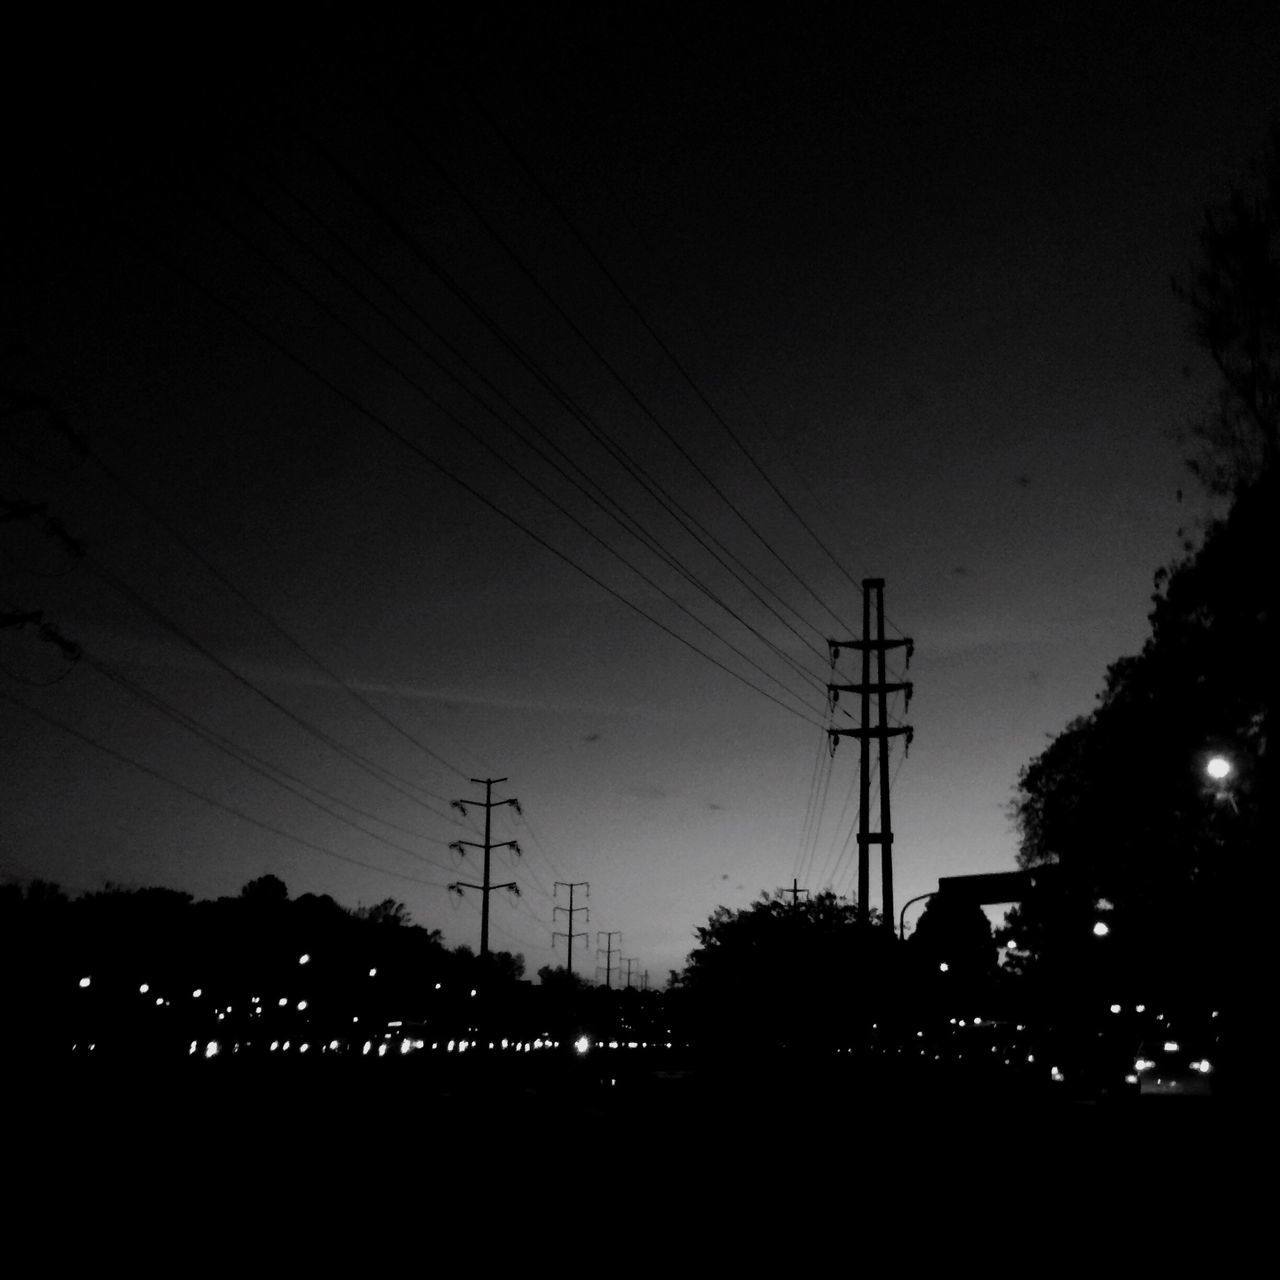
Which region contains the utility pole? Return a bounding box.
[596,931,621,989]
[782,878,809,906]
[449,778,521,961]
[621,958,639,990]
[828,579,914,932]
[552,881,589,977]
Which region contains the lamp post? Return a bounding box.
[899,892,935,941]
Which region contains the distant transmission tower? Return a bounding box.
[828,579,913,931]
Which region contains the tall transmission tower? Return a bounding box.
[828,579,914,932]
[621,957,640,990]
[552,881,589,977]
[449,777,521,960]
[596,930,621,989]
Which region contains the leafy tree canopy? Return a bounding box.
[1008,127,1278,1003]
[675,889,896,1047]
[1177,125,1279,495]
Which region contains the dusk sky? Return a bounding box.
[4,6,1278,984]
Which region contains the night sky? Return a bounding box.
[4,6,1278,984]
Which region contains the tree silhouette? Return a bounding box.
[240,874,288,904]
[908,893,996,979]
[1006,458,1273,1012]
[1177,125,1279,495]
[675,889,896,1049]
[1005,134,1277,1031]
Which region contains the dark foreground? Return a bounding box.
[11,1048,1257,1267]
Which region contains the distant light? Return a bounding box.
[189,1041,198,1056]
[939,963,949,973]
[155,997,164,1007]
[447,1040,456,1053]
[278,997,287,1007]
[369,968,377,977]
[377,1043,387,1057]
[573,1036,590,1055]
[299,1043,309,1054]
[1005,940,1017,951]
[78,977,91,989]
[139,983,150,994]
[1124,1074,1139,1084]
[1192,1059,1212,1074]
[1110,1004,1122,1014]
[1050,1066,1064,1083]
[1136,1004,1146,1013]
[362,1041,371,1055]
[1093,922,1110,937]
[297,1000,308,1011]
[434,982,441,990]
[400,1039,411,1055]
[329,1040,340,1051]
[470,989,477,997]
[1205,755,1232,781]
[1134,1058,1154,1072]
[1163,1041,1180,1053]
[270,1041,280,1051]
[204,1041,219,1059]
[192,988,202,998]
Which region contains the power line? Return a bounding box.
[367,88,864,643]
[443,76,895,636]
[84,655,463,871]
[60,417,474,791]
[1,689,453,891]
[106,213,826,729]
[186,172,829,718]
[85,554,469,825]
[221,157,836,681]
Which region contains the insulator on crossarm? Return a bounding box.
[829,687,839,711]
[450,800,467,814]
[905,641,915,669]
[512,799,522,815]
[828,731,839,758]
[511,842,522,857]
[905,727,915,758]
[829,642,840,666]
[448,841,464,854]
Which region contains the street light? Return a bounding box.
[1205,755,1232,782]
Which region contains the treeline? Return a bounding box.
[2,873,528,1061]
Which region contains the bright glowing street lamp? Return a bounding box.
[1205,755,1232,782]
